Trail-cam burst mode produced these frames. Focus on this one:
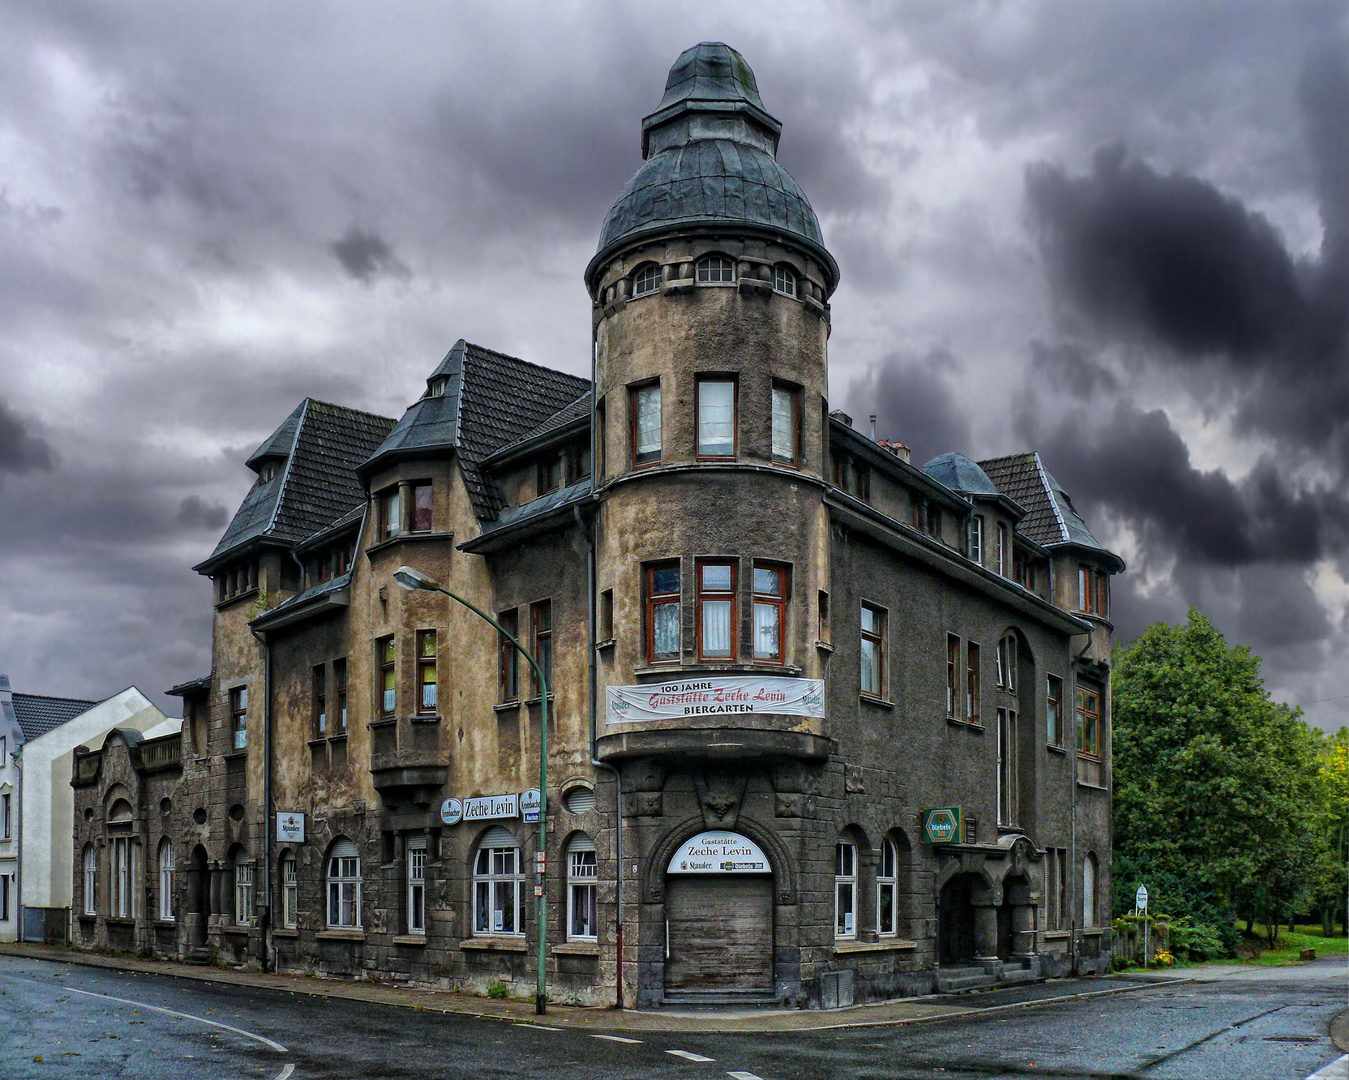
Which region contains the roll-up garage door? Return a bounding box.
[664,875,773,991]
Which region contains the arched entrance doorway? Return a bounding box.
[938,872,981,965]
[187,845,210,947]
[663,830,773,996]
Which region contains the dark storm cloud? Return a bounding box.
[0,398,54,475]
[330,225,412,283]
[175,494,228,531]
[842,349,974,463]
[1026,146,1303,360]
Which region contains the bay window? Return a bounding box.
[411,482,433,532]
[377,636,396,718]
[696,561,736,660]
[646,563,681,664]
[416,630,437,714]
[230,686,248,750]
[696,377,737,459]
[771,383,798,466]
[631,382,661,466]
[751,564,786,662]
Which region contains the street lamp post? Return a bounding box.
[393,564,550,1015]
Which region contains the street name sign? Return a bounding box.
[1136,884,1148,912]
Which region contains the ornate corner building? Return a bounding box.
[71,43,1122,1009]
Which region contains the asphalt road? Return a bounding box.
[0,954,1344,1079]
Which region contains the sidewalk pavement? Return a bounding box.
[0,942,1183,1034]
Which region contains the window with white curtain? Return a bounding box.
[696,378,736,458]
[158,839,175,921]
[474,826,525,936]
[697,561,736,660]
[327,839,361,928]
[83,844,97,915]
[771,384,798,465]
[407,835,427,935]
[567,833,598,941]
[281,853,298,929]
[632,383,661,466]
[877,838,897,936]
[835,841,857,939]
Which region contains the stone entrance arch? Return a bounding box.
[936,833,1043,966]
[938,871,985,964]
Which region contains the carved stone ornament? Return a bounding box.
[694,770,747,828]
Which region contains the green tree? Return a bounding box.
[1310,727,1348,935]
[1112,610,1324,955]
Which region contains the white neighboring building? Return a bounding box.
[0,677,27,942]
[0,677,172,942]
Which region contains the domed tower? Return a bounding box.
[589,43,839,767]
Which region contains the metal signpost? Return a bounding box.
[1136,884,1149,968]
[394,565,550,1015]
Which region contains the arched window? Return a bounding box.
[566,833,597,941]
[473,825,524,936]
[772,265,796,297]
[1083,853,1098,928]
[280,852,298,929]
[632,263,661,298]
[695,255,734,284]
[407,834,427,935]
[83,844,97,915]
[834,840,857,940]
[158,839,175,921]
[111,837,131,918]
[327,839,361,928]
[996,633,1017,690]
[876,838,897,936]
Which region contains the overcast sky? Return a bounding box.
[2,1,1347,730]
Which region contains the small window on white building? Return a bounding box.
[327,839,361,928]
[158,839,175,921]
[407,835,427,935]
[567,833,598,941]
[473,826,525,936]
[835,841,857,939]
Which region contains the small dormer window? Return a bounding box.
[429,378,448,398]
[696,255,735,284]
[632,264,661,298]
[259,463,276,483]
[773,265,797,297]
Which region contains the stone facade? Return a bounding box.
[71,42,1120,1008]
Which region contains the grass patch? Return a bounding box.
[1232,923,1347,965]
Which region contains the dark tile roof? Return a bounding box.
[488,391,592,462]
[262,570,351,617]
[979,452,1121,569]
[245,401,303,468]
[206,399,396,566]
[364,340,591,522]
[11,692,100,740]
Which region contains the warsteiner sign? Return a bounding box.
[667,831,771,874]
[607,676,824,723]
[922,806,963,845]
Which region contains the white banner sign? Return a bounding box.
[462,793,518,822]
[607,676,824,723]
[276,812,305,843]
[667,831,771,875]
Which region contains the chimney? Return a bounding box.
[869,415,877,440]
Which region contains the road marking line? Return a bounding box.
[272,1066,296,1080]
[667,1049,715,1062]
[728,1072,766,1079]
[522,1024,564,1031]
[62,987,287,1052]
[1305,1055,1349,1080]
[590,1033,642,1043]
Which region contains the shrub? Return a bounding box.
[487,980,508,1000]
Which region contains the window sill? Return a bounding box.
[522,694,555,707]
[368,717,397,729]
[859,693,893,709]
[410,713,442,725]
[596,638,616,651]
[947,717,985,731]
[1081,928,1104,937]
[1047,744,1067,755]
[77,914,97,923]
[214,587,260,612]
[317,928,365,942]
[105,917,137,927]
[329,733,348,743]
[307,737,328,748]
[815,640,834,653]
[272,928,299,939]
[364,532,456,559]
[494,701,521,713]
[222,924,252,936]
[553,941,599,956]
[833,939,917,955]
[392,934,427,946]
[1043,930,1071,940]
[223,749,247,761]
[461,936,527,952]
[152,919,176,929]
[997,826,1027,836]
[632,663,803,678]
[1076,780,1109,792]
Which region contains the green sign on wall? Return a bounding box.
[922,806,963,845]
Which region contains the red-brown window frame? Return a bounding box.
[1077,565,1093,614]
[1076,682,1102,758]
[531,600,553,697]
[629,381,661,468]
[334,657,348,733]
[645,562,681,665]
[860,602,885,697]
[770,381,800,468]
[750,563,787,663]
[966,641,981,723]
[946,633,960,718]
[695,559,737,661]
[695,376,738,461]
[312,664,327,736]
[498,610,520,703]
[378,487,400,542]
[410,482,433,533]
[416,629,437,715]
[1097,572,1110,619]
[230,686,248,750]
[377,635,396,718]
[1047,674,1063,747]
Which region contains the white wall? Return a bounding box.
[0,723,21,942]
[21,688,174,912]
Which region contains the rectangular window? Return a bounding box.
[335,658,348,733]
[230,686,248,750]
[84,848,96,915]
[570,443,592,483]
[751,564,786,662]
[417,630,437,714]
[407,837,427,935]
[998,708,1019,827]
[537,457,561,496]
[860,603,884,697]
[1097,572,1110,619]
[0,874,8,922]
[1,793,9,840]
[282,857,298,929]
[1077,565,1093,613]
[852,461,871,502]
[312,664,327,736]
[380,487,401,541]
[159,844,174,921]
[378,636,396,718]
[968,516,983,564]
[996,523,1009,576]
[927,504,941,539]
[696,377,737,459]
[966,642,981,723]
[474,845,524,936]
[817,590,830,644]
[1076,682,1102,758]
[596,399,607,482]
[946,634,960,718]
[531,600,553,696]
[498,611,520,703]
[235,862,254,924]
[1014,552,1034,590]
[631,382,661,466]
[835,842,856,939]
[771,383,798,466]
[0,735,6,768]
[1047,675,1063,747]
[568,849,598,941]
[696,561,736,660]
[600,588,614,641]
[1045,848,1067,930]
[877,839,896,936]
[111,838,130,918]
[996,635,1017,690]
[411,482,433,532]
[646,563,681,664]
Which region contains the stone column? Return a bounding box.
[398,481,413,535]
[973,898,999,962]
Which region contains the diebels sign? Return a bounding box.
[667,831,770,875]
[922,806,963,845]
[607,675,825,722]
